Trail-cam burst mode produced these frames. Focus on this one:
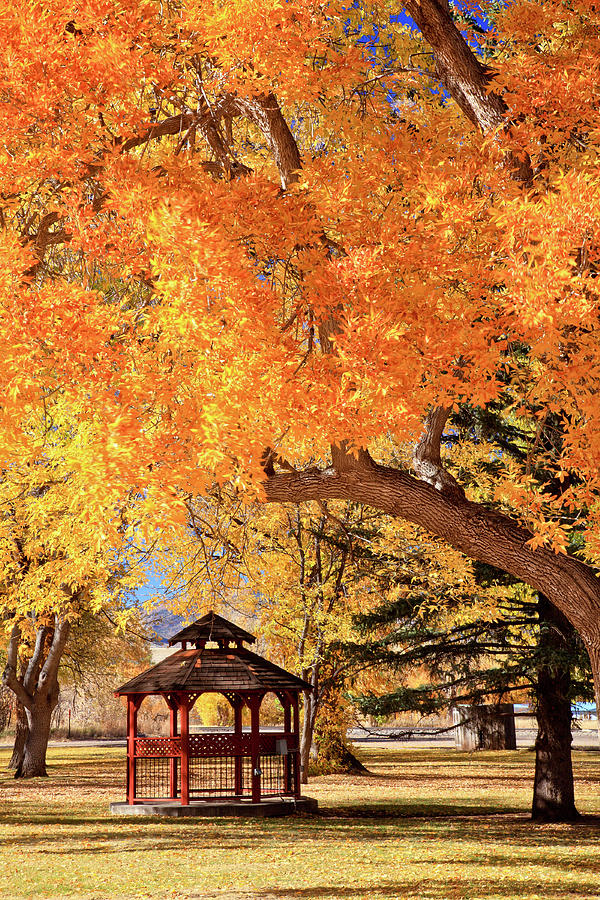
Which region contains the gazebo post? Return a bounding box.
[249,694,263,803]
[233,696,244,797]
[126,695,142,805]
[282,692,292,795]
[283,693,292,733]
[291,692,301,799]
[166,694,179,800]
[180,695,190,806]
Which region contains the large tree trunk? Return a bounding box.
[532,596,578,822]
[312,681,367,776]
[8,700,29,771]
[14,688,57,778]
[3,616,71,779]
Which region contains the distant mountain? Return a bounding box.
[144,607,186,645]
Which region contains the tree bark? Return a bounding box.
[403,0,534,183]
[235,93,302,190]
[405,0,504,131]
[8,700,28,771]
[414,407,465,495]
[14,686,58,778]
[532,596,579,821]
[300,684,319,784]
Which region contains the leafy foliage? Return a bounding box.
[1,0,600,548]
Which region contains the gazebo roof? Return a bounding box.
[168,611,257,647]
[116,614,312,695]
[116,647,311,694]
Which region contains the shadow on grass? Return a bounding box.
[316,803,526,818]
[0,799,525,830]
[239,879,600,899]
[2,803,600,857]
[339,767,537,783]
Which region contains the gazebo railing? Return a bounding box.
[189,733,252,756]
[135,737,182,756]
[130,732,299,802]
[259,752,298,797]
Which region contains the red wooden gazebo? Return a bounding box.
[113,613,312,809]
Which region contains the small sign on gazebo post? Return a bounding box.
[110,612,317,817]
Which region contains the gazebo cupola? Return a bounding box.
[112,612,313,813]
[168,613,256,652]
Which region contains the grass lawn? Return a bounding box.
[1,744,599,900]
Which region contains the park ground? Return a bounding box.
[1,745,600,900]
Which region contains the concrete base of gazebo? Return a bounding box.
[110,797,318,818]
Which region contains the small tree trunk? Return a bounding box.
[312,676,367,775]
[8,700,29,771]
[532,596,578,822]
[300,689,318,784]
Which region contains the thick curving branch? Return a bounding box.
[264,454,600,654]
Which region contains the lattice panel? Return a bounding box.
[188,733,251,758]
[240,756,253,796]
[259,754,285,796]
[189,756,252,798]
[135,737,181,757]
[135,756,177,799]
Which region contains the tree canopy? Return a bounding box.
[3,2,600,692]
